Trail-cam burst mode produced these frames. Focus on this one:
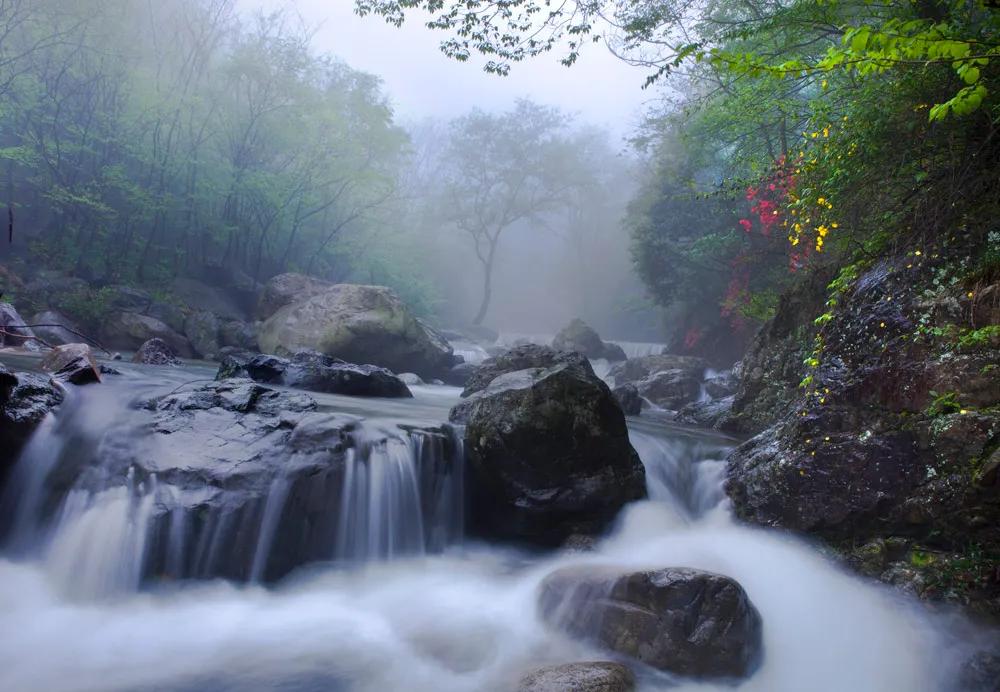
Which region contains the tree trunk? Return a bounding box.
[472,237,499,326]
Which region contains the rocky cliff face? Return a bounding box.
[725,235,1000,619]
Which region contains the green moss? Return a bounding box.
[925,390,962,417]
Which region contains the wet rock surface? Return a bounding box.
[460,344,590,397]
[636,369,702,410]
[551,319,626,361]
[40,343,101,385]
[539,566,763,679]
[0,302,40,351]
[29,310,81,346]
[102,311,193,358]
[131,337,180,365]
[216,351,412,398]
[518,662,635,692]
[0,367,63,486]
[450,350,645,545]
[725,252,1000,617]
[612,383,642,416]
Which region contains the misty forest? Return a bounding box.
[0,1,998,690]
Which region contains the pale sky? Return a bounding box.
[240,0,655,139]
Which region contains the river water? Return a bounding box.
[0,356,985,692]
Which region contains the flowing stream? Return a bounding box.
[0,358,985,692]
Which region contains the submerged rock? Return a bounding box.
[551,319,627,361]
[518,662,635,692]
[539,566,762,678]
[216,351,412,398]
[40,343,101,385]
[449,352,645,546]
[257,283,454,378]
[131,337,180,365]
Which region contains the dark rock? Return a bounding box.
[552,319,627,361]
[256,272,333,321]
[183,310,220,359]
[40,343,101,385]
[441,361,477,387]
[100,311,193,358]
[704,370,737,399]
[461,344,590,397]
[146,301,187,333]
[539,566,762,678]
[216,351,412,398]
[30,310,81,346]
[449,358,645,545]
[0,370,63,485]
[612,383,642,416]
[99,364,121,376]
[0,302,41,351]
[258,283,454,378]
[131,338,180,365]
[518,662,635,692]
[636,369,702,410]
[959,651,1000,692]
[20,273,89,313]
[104,285,153,311]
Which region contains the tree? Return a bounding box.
[435,100,580,325]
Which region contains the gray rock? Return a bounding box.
[675,396,734,428]
[398,372,424,386]
[256,272,333,321]
[607,354,707,387]
[539,566,762,678]
[442,361,477,387]
[518,662,635,692]
[449,358,645,545]
[219,320,259,351]
[636,369,702,410]
[184,310,221,359]
[29,310,81,346]
[100,311,193,358]
[131,337,180,365]
[216,351,412,398]
[461,344,590,397]
[552,319,627,361]
[0,302,40,351]
[171,277,248,321]
[258,283,454,378]
[40,343,101,385]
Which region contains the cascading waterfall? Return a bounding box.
[0,364,988,692]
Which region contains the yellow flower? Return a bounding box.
[817,197,826,205]
[822,126,830,137]
[831,222,839,228]
[811,132,818,138]
[818,225,829,237]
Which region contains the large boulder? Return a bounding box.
[183,310,221,359]
[131,338,180,365]
[40,344,101,385]
[0,302,40,351]
[0,367,63,486]
[258,284,454,378]
[100,311,193,357]
[539,566,763,678]
[518,662,635,692]
[216,351,412,398]
[29,310,80,346]
[551,319,627,361]
[171,277,248,321]
[461,344,590,397]
[256,272,332,321]
[676,396,734,428]
[449,354,645,545]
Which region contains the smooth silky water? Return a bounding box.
[0,356,987,692]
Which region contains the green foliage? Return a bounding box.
[957,326,1000,350]
[926,391,963,417]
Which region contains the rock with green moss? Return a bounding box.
[257,283,454,378]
